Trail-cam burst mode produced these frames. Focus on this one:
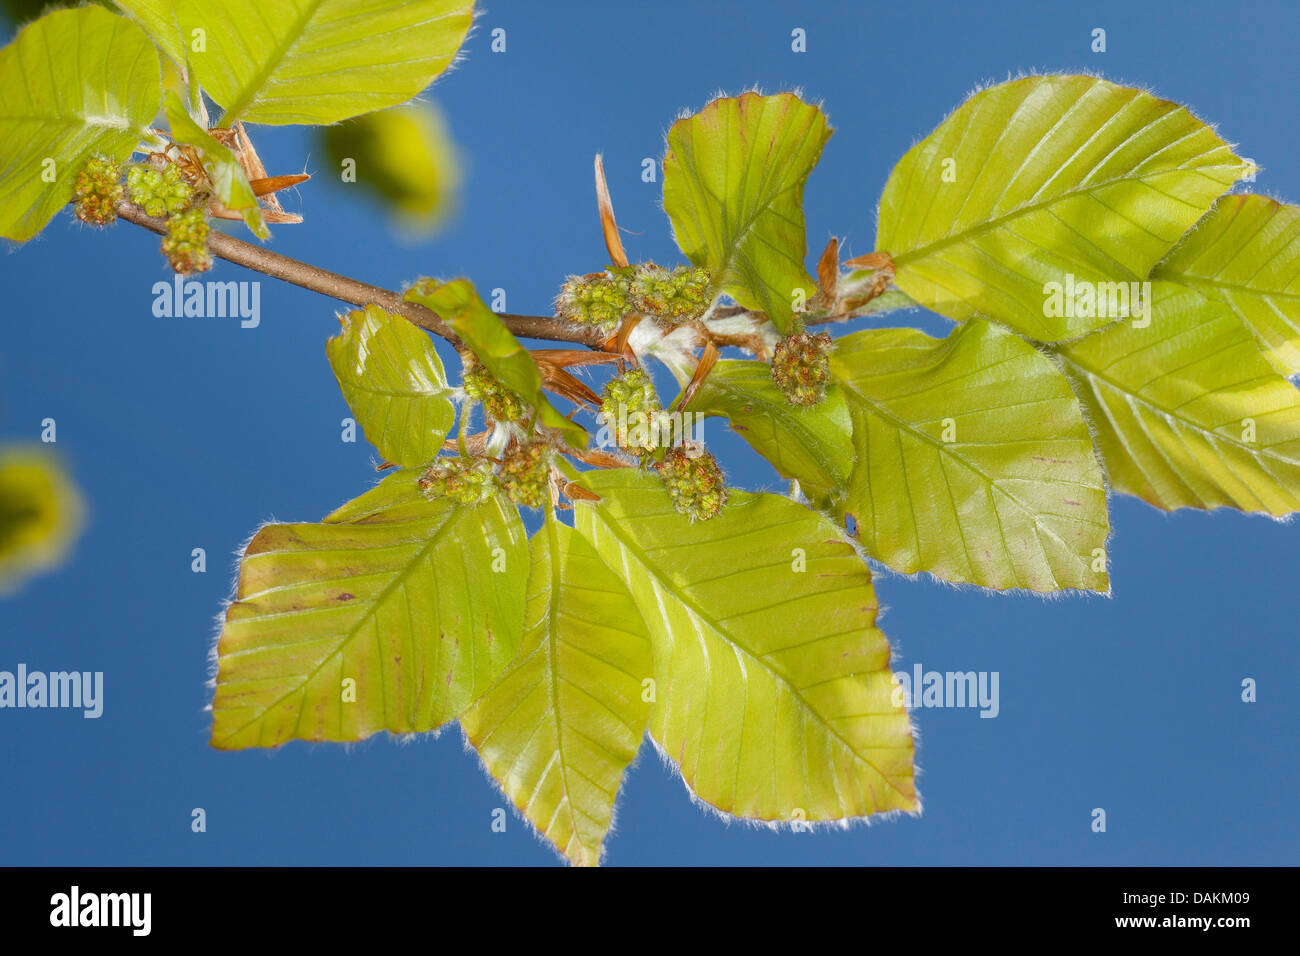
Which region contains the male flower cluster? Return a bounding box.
[417,456,498,505]
[659,446,727,521]
[600,368,664,458]
[557,263,713,331]
[419,442,553,509]
[462,359,528,423]
[771,328,833,406]
[161,208,213,275]
[126,164,195,218]
[498,442,553,508]
[72,156,125,226]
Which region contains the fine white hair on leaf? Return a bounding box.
[644,733,922,833]
[455,722,646,867]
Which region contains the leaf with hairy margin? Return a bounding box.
[461,511,652,867]
[167,0,474,126]
[663,92,832,334]
[1056,282,1300,514]
[326,305,456,467]
[1152,194,1300,375]
[833,319,1110,592]
[878,74,1252,341]
[691,322,1110,592]
[210,470,527,750]
[0,6,162,240]
[573,469,916,824]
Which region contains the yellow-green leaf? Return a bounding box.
[173,0,475,126]
[462,512,652,867]
[1057,282,1300,515]
[326,305,456,467]
[833,319,1110,592]
[112,0,186,66]
[878,75,1252,341]
[211,470,527,750]
[1153,194,1300,375]
[575,469,916,824]
[0,6,162,240]
[663,92,832,333]
[693,321,1111,592]
[0,447,84,596]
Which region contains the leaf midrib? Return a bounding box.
[586,501,913,804]
[1057,352,1293,463]
[214,501,463,745]
[889,149,1236,269]
[216,0,327,125]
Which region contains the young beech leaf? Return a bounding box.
[573,469,917,824]
[1056,283,1300,515]
[326,305,456,467]
[692,319,1111,593]
[112,0,187,68]
[835,320,1110,592]
[663,92,832,334]
[877,75,1253,342]
[404,278,588,448]
[161,92,268,239]
[461,512,653,867]
[0,6,162,240]
[1152,195,1300,376]
[170,0,475,126]
[210,470,527,750]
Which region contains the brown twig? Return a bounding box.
[114,200,608,348]
[115,200,903,354]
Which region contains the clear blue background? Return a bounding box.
[1,0,1296,866]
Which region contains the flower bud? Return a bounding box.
[659,445,727,521]
[72,155,125,225]
[771,329,833,406]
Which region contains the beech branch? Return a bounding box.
[114,201,896,355]
[114,200,609,348]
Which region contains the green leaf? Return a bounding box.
[325,305,456,467]
[1152,194,1300,375]
[462,511,652,867]
[694,321,1110,592]
[171,0,474,126]
[112,0,187,66]
[0,447,84,596]
[663,92,832,333]
[878,75,1253,341]
[404,278,588,449]
[210,469,528,750]
[573,470,916,823]
[0,6,162,240]
[320,102,461,233]
[833,320,1109,591]
[161,90,267,238]
[1056,282,1300,515]
[689,358,853,511]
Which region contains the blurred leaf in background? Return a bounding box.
[0,447,84,596]
[321,102,462,236]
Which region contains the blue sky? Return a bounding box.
[0,0,1296,865]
